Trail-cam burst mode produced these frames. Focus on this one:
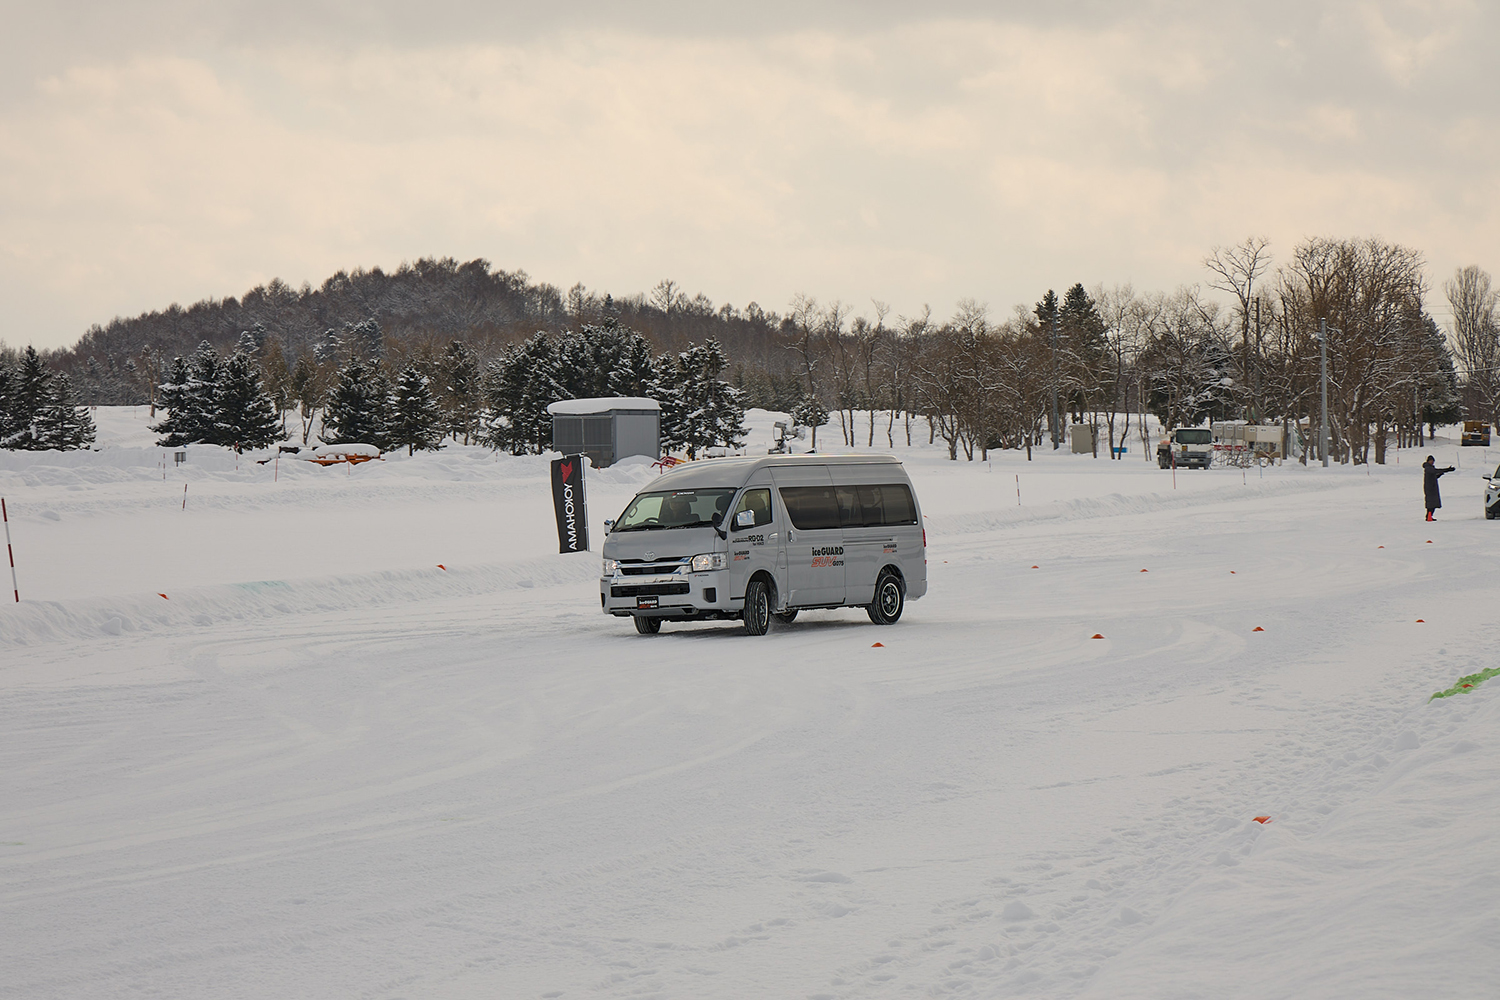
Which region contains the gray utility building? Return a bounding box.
[547,397,661,469]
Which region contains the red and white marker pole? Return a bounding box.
[2,498,17,603]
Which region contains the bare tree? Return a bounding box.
[1446,265,1500,427]
[856,301,889,446]
[650,279,682,316]
[1095,285,1142,459]
[1204,237,1272,420]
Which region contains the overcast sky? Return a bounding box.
[3,1,1497,350]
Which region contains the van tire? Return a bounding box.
[744,580,772,635]
[775,609,799,625]
[867,572,905,625]
[634,615,662,635]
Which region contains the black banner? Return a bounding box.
[551,455,589,553]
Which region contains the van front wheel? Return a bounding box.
[634,615,662,635]
[744,580,772,635]
[867,572,904,625]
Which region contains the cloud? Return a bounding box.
[2,4,1498,348]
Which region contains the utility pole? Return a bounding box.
[1050,305,1061,449]
[1317,318,1334,467]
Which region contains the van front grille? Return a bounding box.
[611,582,691,598]
[618,557,690,576]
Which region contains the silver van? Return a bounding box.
[600,455,927,635]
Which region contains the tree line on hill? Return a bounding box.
[6,235,1494,463]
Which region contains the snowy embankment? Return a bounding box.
[2,408,1497,998]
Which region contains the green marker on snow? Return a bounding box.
[1430,666,1500,701]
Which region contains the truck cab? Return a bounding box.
[1157,427,1213,469]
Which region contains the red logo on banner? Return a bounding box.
[560,460,573,481]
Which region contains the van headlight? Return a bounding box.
[690,553,727,572]
[602,558,619,577]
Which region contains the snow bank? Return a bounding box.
[0,554,599,648]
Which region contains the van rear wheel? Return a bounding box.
[744,580,772,635]
[867,572,904,625]
[634,615,662,635]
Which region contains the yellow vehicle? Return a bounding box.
[1462,421,1491,447]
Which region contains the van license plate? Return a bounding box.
[637,597,658,609]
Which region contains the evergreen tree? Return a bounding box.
[152,356,197,446]
[1033,289,1059,329]
[388,365,444,455]
[792,392,830,451]
[1418,314,1462,430]
[438,340,482,444]
[1059,283,1108,420]
[669,338,746,458]
[0,348,94,451]
[0,357,17,446]
[33,373,96,450]
[235,323,266,357]
[5,347,55,449]
[214,350,284,449]
[313,327,344,364]
[605,325,658,398]
[152,343,221,445]
[652,351,687,455]
[482,333,561,454]
[185,342,223,439]
[348,318,384,361]
[324,357,391,448]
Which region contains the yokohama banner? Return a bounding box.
[550,455,589,554]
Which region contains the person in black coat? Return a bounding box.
[1423,455,1455,521]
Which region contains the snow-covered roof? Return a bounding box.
[547,397,660,415]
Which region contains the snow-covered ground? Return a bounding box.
[2,409,1498,998]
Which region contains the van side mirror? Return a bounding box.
[735,510,755,528]
[603,519,615,532]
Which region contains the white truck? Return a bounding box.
[1156,427,1213,469]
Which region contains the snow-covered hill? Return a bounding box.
[2,409,1496,998]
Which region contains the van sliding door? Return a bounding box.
[771,467,845,607]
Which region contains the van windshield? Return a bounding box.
[1175,429,1211,444]
[614,489,738,531]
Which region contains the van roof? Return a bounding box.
[646,454,905,490]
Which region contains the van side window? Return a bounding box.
[834,484,918,527]
[778,486,840,530]
[875,484,917,525]
[732,488,773,528]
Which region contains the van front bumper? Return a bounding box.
[600,571,738,618]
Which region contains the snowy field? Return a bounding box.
[3,408,1499,999]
